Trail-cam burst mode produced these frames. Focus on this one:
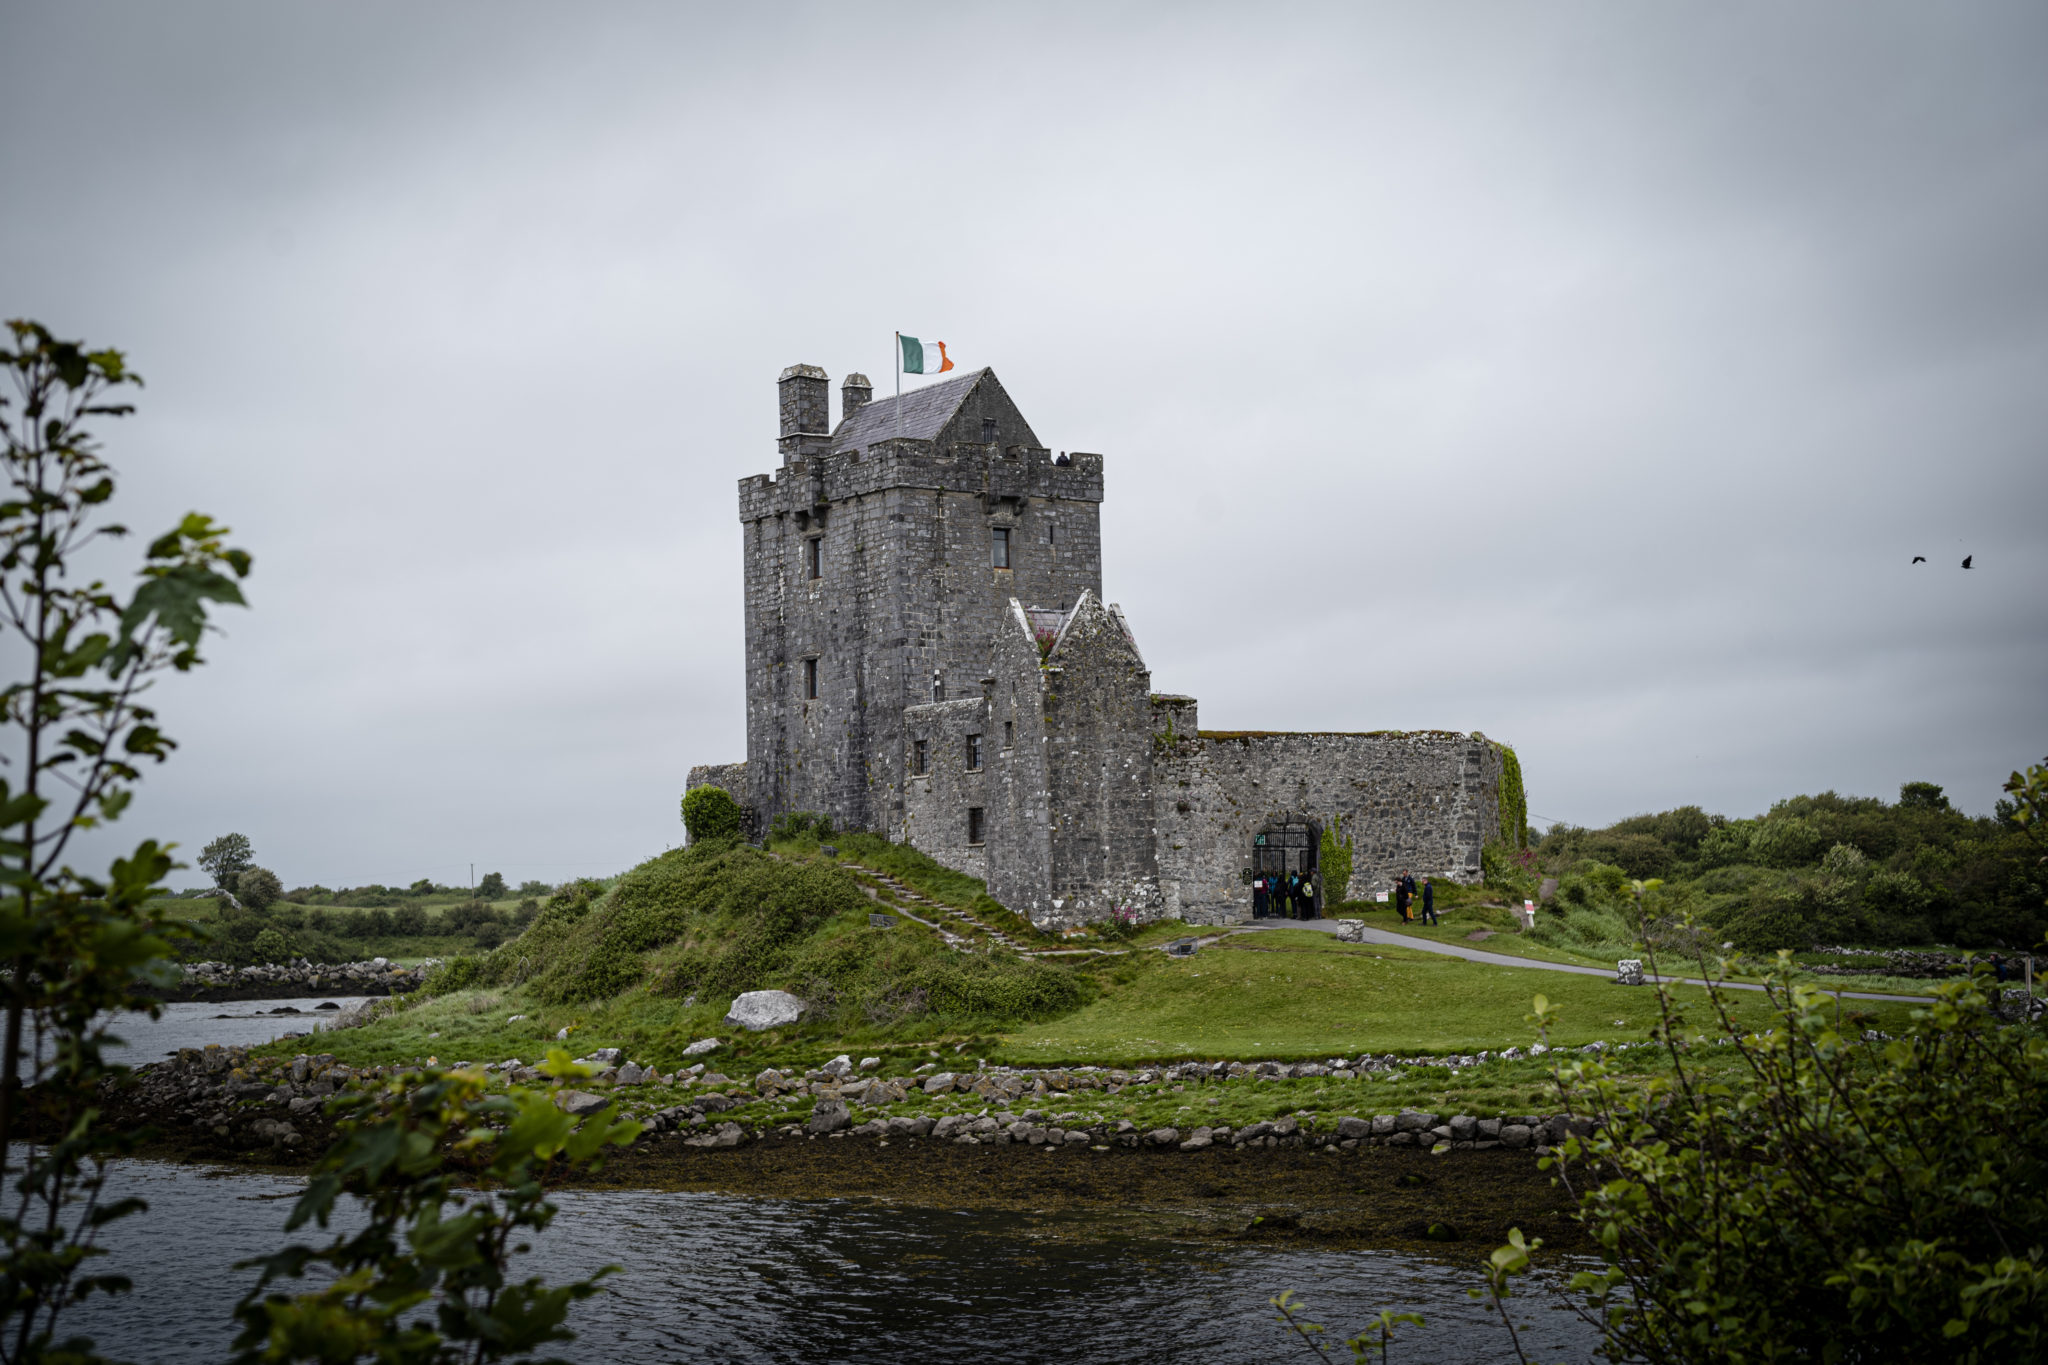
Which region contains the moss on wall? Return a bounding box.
[1496,744,1527,849]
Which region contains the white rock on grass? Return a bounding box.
[681,1037,722,1057]
[822,1054,852,1077]
[554,1090,611,1118]
[724,990,806,1032]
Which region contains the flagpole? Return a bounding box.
[894,331,903,442]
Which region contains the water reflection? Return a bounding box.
[74,1161,1600,1363]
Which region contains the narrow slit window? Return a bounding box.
[912,739,928,775]
[1003,720,1014,748]
[966,733,983,770]
[1047,522,1056,545]
[992,527,1011,569]
[805,537,821,579]
[981,418,998,443]
[967,807,986,845]
[803,657,818,700]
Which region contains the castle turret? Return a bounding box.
[777,364,829,460]
[841,373,872,421]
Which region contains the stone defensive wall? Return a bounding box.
[738,440,1103,522]
[1151,695,1507,926]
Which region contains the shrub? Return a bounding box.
[681,786,744,842]
[477,871,507,899]
[421,956,483,995]
[1694,821,1758,870]
[1538,963,2048,1362]
[1749,816,1826,868]
[1720,895,1812,952]
[390,903,428,936]
[235,866,284,912]
[1581,832,1673,880]
[251,928,291,963]
[1319,816,1354,902]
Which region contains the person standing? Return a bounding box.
[1252,875,1269,920]
[1419,877,1437,926]
[1300,872,1317,920]
[1394,871,1412,923]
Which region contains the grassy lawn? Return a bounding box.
[994,929,1922,1066]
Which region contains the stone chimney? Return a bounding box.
[778,364,829,460]
[841,372,872,421]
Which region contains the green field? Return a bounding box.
[995,929,1915,1065]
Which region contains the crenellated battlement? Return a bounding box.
[739,441,1103,523]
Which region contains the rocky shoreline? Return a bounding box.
[99,1043,1607,1170]
[150,959,433,1003]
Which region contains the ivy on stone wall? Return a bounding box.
[1319,814,1354,902]
[1496,745,1527,849]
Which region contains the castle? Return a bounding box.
[686,363,1520,929]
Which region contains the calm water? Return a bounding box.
[95,997,373,1066]
[68,1160,1601,1363]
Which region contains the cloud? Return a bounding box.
[3,1,2043,884]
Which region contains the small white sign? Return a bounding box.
[1375,891,1389,903]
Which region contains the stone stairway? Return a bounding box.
[853,869,1031,952]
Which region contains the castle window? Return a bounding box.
[912,739,928,775]
[966,733,983,770]
[967,807,986,845]
[803,657,818,700]
[1003,720,1014,748]
[991,527,1010,569]
[981,418,998,443]
[804,537,821,579]
[1047,522,1056,545]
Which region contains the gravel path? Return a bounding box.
[1236,919,1935,1004]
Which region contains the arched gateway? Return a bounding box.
[1247,815,1321,917]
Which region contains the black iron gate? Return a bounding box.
[1250,817,1321,914]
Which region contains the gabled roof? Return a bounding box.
[828,369,987,453]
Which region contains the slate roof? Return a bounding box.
[829,369,986,453]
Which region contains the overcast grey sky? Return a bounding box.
[3,2,2043,889]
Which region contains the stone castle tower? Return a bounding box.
[689,362,1519,930]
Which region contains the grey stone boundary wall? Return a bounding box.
[153,958,434,1003]
[115,1042,1624,1160]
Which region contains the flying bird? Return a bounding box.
[1962,555,1973,569]
[1912,556,1926,563]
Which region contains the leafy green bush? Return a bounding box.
[421,956,483,995]
[1536,963,2048,1362]
[236,866,284,911]
[1529,862,1641,957]
[1319,817,1354,903]
[1718,896,1812,952]
[1749,815,1826,868]
[681,785,743,841]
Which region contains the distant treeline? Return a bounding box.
[1494,780,2044,953]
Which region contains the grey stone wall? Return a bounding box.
[978,592,1162,930]
[738,373,1103,841]
[1155,727,1505,926]
[981,600,1057,919]
[899,697,992,880]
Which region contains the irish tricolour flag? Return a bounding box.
[898,334,953,375]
